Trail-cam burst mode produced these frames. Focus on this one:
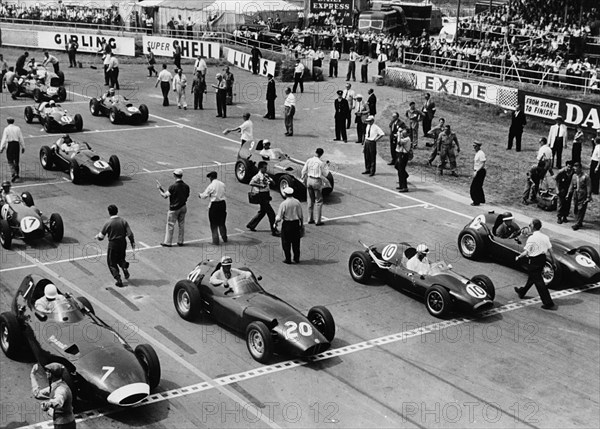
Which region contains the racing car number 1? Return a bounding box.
[284,321,313,340]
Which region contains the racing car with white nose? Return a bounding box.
[173,259,336,363]
[24,101,83,133]
[349,241,495,318]
[89,94,149,124]
[0,275,161,406]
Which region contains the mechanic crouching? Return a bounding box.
[30,362,76,429]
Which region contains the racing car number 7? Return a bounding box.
[100,366,115,383]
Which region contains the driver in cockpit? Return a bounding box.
[0,180,17,204]
[209,256,251,288]
[259,140,277,160]
[407,244,432,275]
[496,212,520,239]
[57,134,79,154]
[101,87,117,104]
[34,284,68,313]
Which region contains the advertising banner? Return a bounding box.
[226,48,276,77]
[310,0,354,27]
[142,36,220,60]
[519,90,600,130]
[37,31,135,56]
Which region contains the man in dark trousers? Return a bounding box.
[334,90,349,142]
[548,115,568,168]
[247,161,279,236]
[172,40,182,70]
[555,160,573,224]
[274,187,304,264]
[421,93,436,137]
[31,363,76,429]
[507,103,526,151]
[212,73,227,118]
[66,39,78,68]
[96,205,135,287]
[567,162,592,230]
[15,51,29,76]
[292,59,305,93]
[514,219,556,310]
[0,117,25,182]
[157,169,190,246]
[265,73,277,119]
[470,141,486,206]
[367,88,377,116]
[251,46,262,75]
[388,112,404,165]
[199,171,227,245]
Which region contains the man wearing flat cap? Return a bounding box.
[274,186,304,264]
[548,115,567,169]
[157,169,190,246]
[470,141,486,206]
[555,160,574,224]
[199,170,227,245]
[30,362,75,428]
[334,90,349,142]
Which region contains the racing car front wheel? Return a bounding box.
[135,344,161,390]
[24,106,34,123]
[458,230,484,260]
[76,296,95,315]
[49,213,64,242]
[139,104,149,123]
[308,306,336,342]
[70,160,83,184]
[0,220,12,250]
[89,98,100,116]
[470,275,495,300]
[109,155,121,180]
[43,118,54,133]
[173,280,201,321]
[542,259,562,288]
[40,146,54,170]
[57,87,67,102]
[577,246,600,266]
[235,160,252,183]
[109,106,119,124]
[74,114,83,132]
[348,251,373,284]
[426,286,452,318]
[0,312,24,359]
[278,174,295,199]
[246,321,273,364]
[33,88,42,103]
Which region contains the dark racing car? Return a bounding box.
[349,241,495,318]
[0,189,63,250]
[0,275,161,406]
[12,66,66,102]
[89,94,149,125]
[235,140,334,199]
[40,136,121,184]
[24,101,83,133]
[458,212,600,287]
[173,260,336,363]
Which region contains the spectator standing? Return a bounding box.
[362,115,385,177]
[354,94,369,143]
[145,14,154,35]
[108,53,119,90]
[250,46,262,75]
[173,40,182,70]
[224,112,253,145]
[548,116,568,169]
[274,187,304,264]
[155,64,173,107]
[100,44,111,86]
[342,83,355,129]
[591,138,600,195]
[199,171,227,245]
[571,126,584,164]
[568,162,592,230]
[427,117,445,165]
[66,39,78,68]
[157,169,190,247]
[396,129,411,192]
[329,47,340,78]
[0,117,25,182]
[173,68,188,110]
[301,148,329,225]
[470,141,486,206]
[367,88,377,116]
[194,55,207,77]
[247,161,279,236]
[212,73,227,118]
[42,51,60,74]
[146,48,158,77]
[292,59,305,93]
[406,102,423,148]
[191,71,206,110]
[377,50,388,75]
[284,87,296,136]
[388,112,404,165]
[555,161,574,224]
[421,93,436,137]
[346,47,357,81]
[0,54,7,93]
[334,90,349,142]
[360,55,371,83]
[437,124,460,176]
[514,219,556,310]
[265,74,276,119]
[95,205,135,287]
[30,363,76,429]
[15,51,29,76]
[507,103,526,151]
[186,17,193,38]
[224,67,234,101]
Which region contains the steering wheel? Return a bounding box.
[519,226,531,236]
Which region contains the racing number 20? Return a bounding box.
[284,321,313,340]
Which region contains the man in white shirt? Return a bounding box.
[199,171,227,245]
[590,137,599,195]
[470,141,486,206]
[536,136,553,179]
[329,47,340,78]
[547,115,568,169]
[194,55,207,77]
[155,64,173,106]
[210,256,250,287]
[0,117,25,182]
[42,51,60,74]
[108,53,119,90]
[362,115,384,177]
[259,140,276,159]
[346,47,358,81]
[407,244,431,275]
[172,68,187,110]
[301,148,329,226]
[284,88,296,136]
[377,50,388,74]
[224,112,253,144]
[292,59,305,93]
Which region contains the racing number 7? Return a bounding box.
[100,366,115,383]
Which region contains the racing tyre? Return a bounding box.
[57,87,67,102]
[173,280,201,321]
[0,312,23,359]
[139,104,149,123]
[74,114,83,132]
[40,146,54,170]
[33,88,42,103]
[43,117,53,133]
[21,191,34,207]
[278,174,295,199]
[245,321,273,364]
[308,306,336,342]
[542,257,562,288]
[323,172,334,196]
[49,213,64,242]
[89,98,100,116]
[56,71,65,86]
[235,160,252,183]
[348,251,373,284]
[109,155,121,180]
[470,274,495,300]
[0,220,12,250]
[576,245,600,266]
[76,297,95,315]
[70,160,83,184]
[458,230,484,260]
[425,285,452,318]
[24,106,34,123]
[135,344,161,390]
[109,106,119,124]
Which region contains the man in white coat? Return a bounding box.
[548,115,568,169]
[173,68,188,110]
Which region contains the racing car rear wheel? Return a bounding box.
[278,174,295,199]
[0,312,23,359]
[89,98,100,116]
[109,106,119,124]
[458,230,484,260]
[49,213,64,242]
[40,146,54,170]
[426,286,452,318]
[542,259,562,288]
[135,344,161,390]
[470,275,495,300]
[76,297,95,315]
[70,160,83,184]
[173,280,202,321]
[21,192,34,207]
[139,104,149,123]
[308,306,336,342]
[56,71,65,86]
[0,220,12,250]
[246,321,273,364]
[576,246,600,266]
[24,106,34,123]
[74,114,83,132]
[235,160,252,183]
[109,155,121,180]
[57,87,66,102]
[33,88,42,103]
[348,251,373,284]
[322,172,334,196]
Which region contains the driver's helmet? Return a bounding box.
[416,244,429,254]
[108,88,115,96]
[62,134,72,144]
[44,284,58,300]
[48,100,56,107]
[221,256,233,266]
[502,212,514,222]
[1,180,11,191]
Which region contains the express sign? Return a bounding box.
[310,0,354,27]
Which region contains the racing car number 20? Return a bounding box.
[284,321,314,340]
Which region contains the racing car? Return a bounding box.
[173,260,336,363]
[11,66,66,102]
[458,212,600,287]
[235,140,334,199]
[349,242,495,318]
[89,95,149,124]
[40,137,121,184]
[24,101,83,133]
[0,190,63,249]
[0,274,161,406]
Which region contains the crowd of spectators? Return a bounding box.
[0,2,123,28]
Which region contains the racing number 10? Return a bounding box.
[284,321,313,340]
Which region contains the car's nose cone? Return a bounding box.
[106,382,149,406]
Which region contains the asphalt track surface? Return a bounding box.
[0,61,598,429]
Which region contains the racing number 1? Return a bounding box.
[100,366,115,383]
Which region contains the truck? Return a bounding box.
[357,0,441,35]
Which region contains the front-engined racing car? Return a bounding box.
[173,260,336,363]
[0,275,161,406]
[349,241,495,318]
[12,66,66,102]
[0,191,63,249]
[235,140,335,199]
[24,102,83,133]
[89,95,149,124]
[458,212,600,287]
[40,137,121,184]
